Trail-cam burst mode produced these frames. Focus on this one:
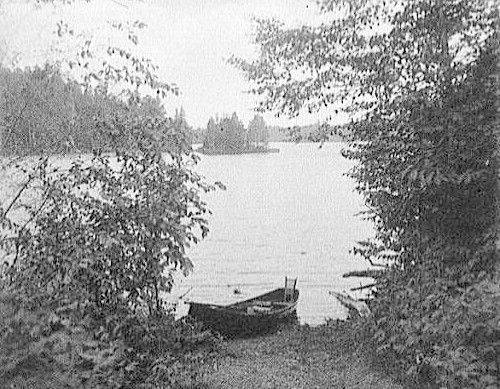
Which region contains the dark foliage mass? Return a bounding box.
[0,65,197,156]
[232,1,499,387]
[0,68,220,387]
[0,289,218,388]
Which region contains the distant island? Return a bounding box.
[188,117,346,152]
[196,113,279,155]
[196,146,279,155]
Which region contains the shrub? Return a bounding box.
[360,267,500,388]
[0,68,220,387]
[0,289,219,388]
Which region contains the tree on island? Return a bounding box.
[226,112,246,150]
[248,114,269,148]
[202,112,247,153]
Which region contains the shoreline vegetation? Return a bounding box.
[196,145,280,155]
[0,65,339,158]
[0,65,192,157]
[0,1,498,388]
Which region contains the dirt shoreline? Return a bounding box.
[200,322,403,389]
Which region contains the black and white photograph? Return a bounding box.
[0,1,498,388]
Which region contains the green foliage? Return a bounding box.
[231,1,496,121]
[232,1,499,387]
[4,0,178,99]
[88,312,218,388]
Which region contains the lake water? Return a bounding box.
[0,143,374,325]
[173,142,374,325]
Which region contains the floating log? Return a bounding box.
[342,269,385,279]
[350,282,377,292]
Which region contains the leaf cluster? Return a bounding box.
[0,289,219,388]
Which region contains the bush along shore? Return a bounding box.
[0,63,223,388]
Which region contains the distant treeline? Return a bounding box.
[0,65,194,156]
[191,121,346,146]
[266,123,346,142]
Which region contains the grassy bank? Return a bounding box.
[200,322,403,389]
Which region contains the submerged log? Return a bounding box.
[179,287,193,300]
[329,291,371,318]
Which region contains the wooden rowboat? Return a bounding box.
[187,279,299,337]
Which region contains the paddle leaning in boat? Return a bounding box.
[186,278,299,336]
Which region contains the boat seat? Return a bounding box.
[254,300,272,307]
[247,305,272,314]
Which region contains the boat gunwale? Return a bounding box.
[186,288,299,317]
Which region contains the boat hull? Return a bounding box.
[187,288,299,337]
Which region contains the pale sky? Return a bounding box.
[0,0,336,128]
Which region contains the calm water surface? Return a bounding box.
[0,143,374,325]
[173,142,374,325]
